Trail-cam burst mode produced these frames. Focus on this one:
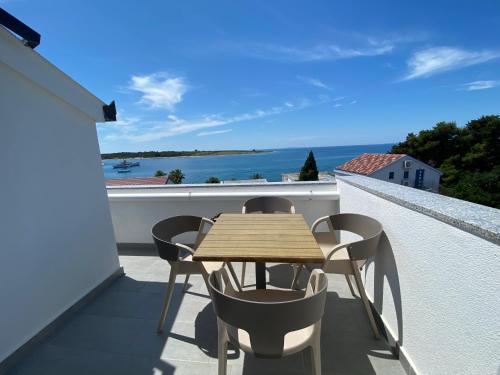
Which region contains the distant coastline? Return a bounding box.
[101,149,269,160]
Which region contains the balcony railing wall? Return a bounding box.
[337,175,500,375]
[107,181,340,244]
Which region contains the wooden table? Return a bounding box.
[193,213,324,289]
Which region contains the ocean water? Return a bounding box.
[102,144,393,183]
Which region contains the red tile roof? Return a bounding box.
[106,176,168,186]
[337,153,406,175]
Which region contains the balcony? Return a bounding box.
[4,176,499,375]
[2,17,499,375]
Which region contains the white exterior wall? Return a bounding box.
[370,155,441,192]
[0,31,119,362]
[107,183,339,244]
[337,179,500,375]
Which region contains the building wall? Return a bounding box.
[370,155,441,192]
[337,178,500,375]
[0,58,119,361]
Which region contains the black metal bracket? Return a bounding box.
[103,100,117,122]
[0,8,41,48]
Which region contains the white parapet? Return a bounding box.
[337,175,500,375]
[107,181,340,244]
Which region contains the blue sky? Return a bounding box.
[4,0,500,152]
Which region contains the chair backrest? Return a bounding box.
[327,213,383,260]
[242,196,295,214]
[209,269,327,358]
[151,215,204,261]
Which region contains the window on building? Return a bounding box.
[389,172,394,180]
[403,171,409,179]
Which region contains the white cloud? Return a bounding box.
[297,75,331,90]
[349,100,357,104]
[403,47,500,80]
[129,72,188,111]
[334,103,343,108]
[461,80,500,91]
[197,129,233,136]
[106,97,328,142]
[243,42,393,62]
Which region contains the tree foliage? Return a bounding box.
[390,115,500,208]
[168,169,185,184]
[299,151,319,181]
[251,173,264,179]
[206,176,220,183]
[154,170,166,177]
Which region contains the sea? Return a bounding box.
[102,144,393,183]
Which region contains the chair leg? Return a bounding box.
[310,332,321,375]
[344,274,357,297]
[226,262,242,292]
[291,264,303,289]
[157,265,177,333]
[240,262,246,287]
[351,262,380,339]
[182,274,190,292]
[217,319,228,375]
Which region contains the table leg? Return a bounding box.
[255,262,266,289]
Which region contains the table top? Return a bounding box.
[193,213,324,263]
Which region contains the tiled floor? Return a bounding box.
[8,251,405,375]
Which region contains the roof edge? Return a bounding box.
[0,24,113,122]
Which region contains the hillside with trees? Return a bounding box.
[101,149,266,159]
[390,115,499,208]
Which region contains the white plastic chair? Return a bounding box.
[152,215,241,333]
[208,268,327,375]
[292,213,383,338]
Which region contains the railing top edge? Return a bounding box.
[106,180,337,190]
[107,190,340,201]
[337,175,500,245]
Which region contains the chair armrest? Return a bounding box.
[175,243,195,255]
[325,243,349,261]
[311,216,330,232]
[195,217,215,248]
[201,217,215,227]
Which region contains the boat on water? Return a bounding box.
[113,159,140,169]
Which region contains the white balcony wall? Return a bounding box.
[337,177,500,375]
[107,182,339,244]
[0,27,119,362]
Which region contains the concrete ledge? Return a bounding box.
[107,181,339,202]
[337,175,500,245]
[0,267,124,374]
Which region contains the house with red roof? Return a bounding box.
[337,153,442,192]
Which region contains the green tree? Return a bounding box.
[168,169,185,184]
[299,151,319,181]
[206,176,220,183]
[251,173,264,179]
[390,115,500,208]
[154,170,166,177]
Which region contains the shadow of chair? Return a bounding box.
[365,231,403,354]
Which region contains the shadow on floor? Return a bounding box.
[8,257,402,375]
